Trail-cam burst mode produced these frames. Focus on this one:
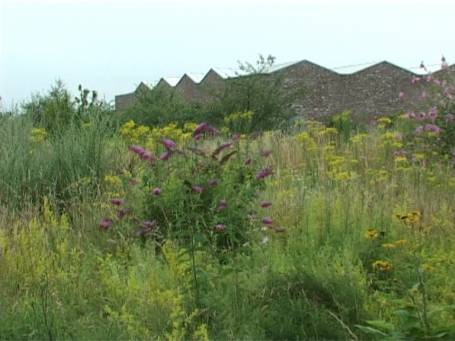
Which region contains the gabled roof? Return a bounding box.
[340,60,418,76]
[175,74,196,88]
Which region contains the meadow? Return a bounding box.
[0,80,454,340]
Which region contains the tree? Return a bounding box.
[211,54,301,132]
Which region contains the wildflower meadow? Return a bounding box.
[0,70,455,340]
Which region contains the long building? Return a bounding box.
[115,60,455,119]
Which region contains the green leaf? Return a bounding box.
[355,324,389,336]
[365,320,395,333]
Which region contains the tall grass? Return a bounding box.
[0,115,454,339]
[0,112,124,212]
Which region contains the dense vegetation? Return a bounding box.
[0,69,454,340]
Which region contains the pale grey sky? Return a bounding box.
[1,0,454,107]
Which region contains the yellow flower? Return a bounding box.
[30,127,47,144]
[373,260,392,272]
[104,175,122,187]
[377,117,392,126]
[396,211,421,225]
[382,243,396,249]
[297,132,317,150]
[393,239,407,247]
[364,228,379,240]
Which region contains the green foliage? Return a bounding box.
[211,54,299,132]
[0,111,121,211]
[122,85,204,127]
[1,82,455,339]
[22,80,112,135]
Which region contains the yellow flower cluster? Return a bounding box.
[296,132,317,150]
[372,260,392,272]
[377,116,393,128]
[396,211,421,225]
[224,111,253,124]
[382,239,408,249]
[30,127,47,144]
[364,228,379,240]
[119,120,195,149]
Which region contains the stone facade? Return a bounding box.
[115,61,455,119]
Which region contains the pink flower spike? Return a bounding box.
[99,218,113,230]
[151,187,161,196]
[161,138,176,150]
[193,122,219,137]
[129,145,145,156]
[135,220,156,237]
[140,150,155,162]
[262,217,273,225]
[399,91,405,99]
[192,185,203,193]
[159,150,172,161]
[256,167,273,180]
[213,142,233,156]
[215,224,225,232]
[117,208,130,219]
[424,124,441,133]
[260,201,272,208]
[218,199,227,211]
[110,198,124,206]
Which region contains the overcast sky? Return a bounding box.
[1,0,454,107]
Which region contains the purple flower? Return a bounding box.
[262,217,273,225]
[151,187,161,196]
[159,150,172,161]
[117,208,130,219]
[424,124,441,133]
[208,179,219,187]
[129,145,145,156]
[215,224,225,232]
[99,218,113,230]
[399,91,405,99]
[213,142,233,156]
[415,126,424,134]
[260,201,272,208]
[404,111,415,119]
[140,150,156,162]
[110,198,124,206]
[135,220,156,237]
[192,122,219,138]
[416,112,427,121]
[161,138,176,150]
[256,167,273,180]
[192,185,204,193]
[218,199,227,211]
[427,107,438,121]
